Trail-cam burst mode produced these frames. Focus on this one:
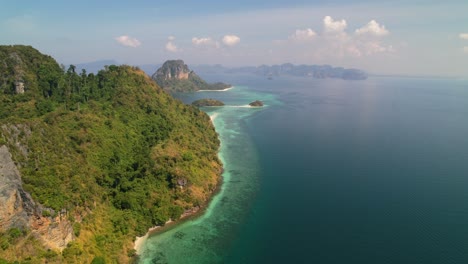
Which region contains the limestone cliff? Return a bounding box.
[0,145,35,230]
[0,143,74,250]
[153,59,191,81]
[152,59,230,92]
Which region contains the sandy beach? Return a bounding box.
[197,86,233,92]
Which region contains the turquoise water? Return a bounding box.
[138,86,280,263]
[140,76,468,263]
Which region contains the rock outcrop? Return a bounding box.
[249,100,264,107]
[0,145,35,230]
[0,145,73,250]
[152,60,231,92]
[153,59,191,81]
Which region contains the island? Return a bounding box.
[0,45,222,263]
[192,98,225,107]
[152,60,231,92]
[191,63,368,80]
[249,100,264,107]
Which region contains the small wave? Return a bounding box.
[223,105,265,108]
[210,113,219,121]
[197,86,234,92]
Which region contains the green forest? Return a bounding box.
[0,45,222,263]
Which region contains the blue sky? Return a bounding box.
[1,0,467,76]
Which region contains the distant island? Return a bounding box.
[75,61,367,81]
[192,98,225,107]
[249,100,264,107]
[191,63,368,80]
[152,60,231,92]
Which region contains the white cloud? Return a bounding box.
[192,37,213,45]
[323,16,347,33]
[363,41,394,55]
[222,35,240,46]
[280,16,394,60]
[356,20,389,36]
[289,28,317,41]
[464,47,468,53]
[166,42,178,52]
[115,35,141,48]
[460,33,468,40]
[165,36,179,52]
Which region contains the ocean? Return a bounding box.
[138,75,468,263]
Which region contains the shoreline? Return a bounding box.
[134,177,224,255]
[133,207,201,255]
[134,112,224,256]
[197,86,233,92]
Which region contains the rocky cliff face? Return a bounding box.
[0,144,73,250]
[152,59,192,81]
[151,59,231,92]
[0,145,35,230]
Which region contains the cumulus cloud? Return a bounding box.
[115,35,141,48]
[363,41,394,55]
[289,28,317,41]
[323,16,347,33]
[165,36,178,52]
[460,33,468,40]
[280,16,394,59]
[222,35,240,46]
[356,20,389,36]
[166,42,178,52]
[192,37,218,46]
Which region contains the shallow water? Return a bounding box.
[138,86,280,263]
[140,76,468,263]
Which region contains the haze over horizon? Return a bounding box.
[1,0,467,77]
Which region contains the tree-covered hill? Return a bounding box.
[0,45,222,263]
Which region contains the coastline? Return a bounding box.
[197,86,233,92]
[134,178,224,255]
[134,112,223,256]
[134,208,200,254]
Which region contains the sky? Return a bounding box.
[1,0,468,76]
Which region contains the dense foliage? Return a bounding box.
[0,45,222,263]
[192,98,225,107]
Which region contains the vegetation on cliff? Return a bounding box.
[152,60,231,92]
[192,98,225,107]
[0,45,222,263]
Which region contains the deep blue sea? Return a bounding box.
[139,75,468,263]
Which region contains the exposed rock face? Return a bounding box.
[249,100,264,107]
[0,145,73,250]
[151,60,231,92]
[31,212,74,250]
[152,60,191,81]
[0,145,35,230]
